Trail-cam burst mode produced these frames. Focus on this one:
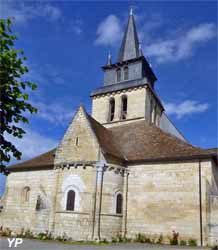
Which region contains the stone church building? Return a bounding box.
[0,10,218,246]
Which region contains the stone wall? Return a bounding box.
[53,167,96,240]
[92,87,147,124]
[209,195,218,246]
[55,106,100,165]
[99,167,124,239]
[0,169,56,234]
[126,160,217,246]
[92,85,162,128]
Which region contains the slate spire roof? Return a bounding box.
[117,8,140,62]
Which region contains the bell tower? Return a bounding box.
[91,8,164,128]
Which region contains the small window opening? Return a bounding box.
[36,195,45,210]
[109,98,115,122]
[116,193,123,214]
[121,95,128,120]
[116,68,121,82]
[75,137,79,146]
[23,187,30,202]
[124,66,128,80]
[66,190,75,211]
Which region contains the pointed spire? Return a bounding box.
[117,9,140,62]
[106,51,112,65]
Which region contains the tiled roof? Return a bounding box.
[108,120,208,162]
[9,149,55,171]
[9,117,216,171]
[87,114,123,160]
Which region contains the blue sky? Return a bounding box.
[0,1,217,195]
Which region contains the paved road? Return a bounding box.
[0,237,212,250]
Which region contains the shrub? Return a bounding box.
[180,240,187,246]
[170,231,179,245]
[36,231,52,240]
[111,236,117,243]
[23,229,34,239]
[156,234,163,244]
[0,227,12,237]
[188,238,197,246]
[134,233,151,243]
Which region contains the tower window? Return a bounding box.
[124,66,128,80]
[121,95,127,120]
[66,190,75,211]
[116,68,121,82]
[116,193,123,214]
[108,97,115,122]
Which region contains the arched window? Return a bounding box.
[66,190,75,211]
[124,66,128,80]
[116,193,123,214]
[121,95,127,120]
[109,97,115,122]
[116,68,121,82]
[23,187,30,202]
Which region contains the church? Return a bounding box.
[0,9,217,246]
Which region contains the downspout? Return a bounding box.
[51,167,61,233]
[124,172,129,238]
[92,166,98,239]
[98,166,104,240]
[199,160,203,246]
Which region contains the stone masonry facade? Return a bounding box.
[0,8,217,247]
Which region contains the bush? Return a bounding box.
[180,240,187,246]
[169,231,179,245]
[23,229,34,239]
[156,234,163,244]
[134,233,151,243]
[188,238,197,246]
[111,236,117,243]
[36,231,52,240]
[0,227,12,237]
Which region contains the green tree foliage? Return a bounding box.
[0,18,37,174]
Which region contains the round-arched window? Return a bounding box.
[108,97,115,122]
[116,68,121,82]
[66,190,75,211]
[124,66,128,80]
[121,95,128,120]
[116,193,123,214]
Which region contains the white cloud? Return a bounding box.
[68,19,83,35]
[95,15,122,46]
[144,23,216,63]
[6,128,58,161]
[164,100,209,119]
[1,2,62,24]
[32,101,74,125]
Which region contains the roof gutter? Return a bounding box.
[126,153,217,166]
[8,164,54,172]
